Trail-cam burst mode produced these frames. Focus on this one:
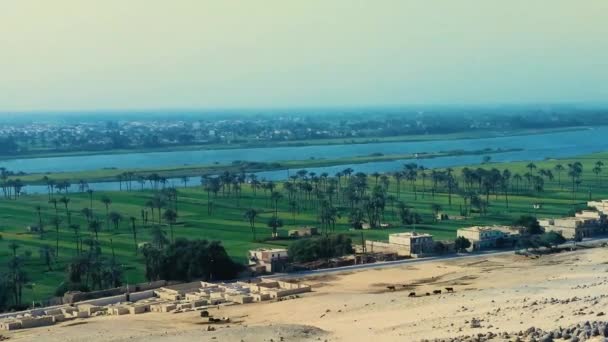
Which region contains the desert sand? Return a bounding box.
[6,246,608,342]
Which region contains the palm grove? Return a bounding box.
[0,156,605,310]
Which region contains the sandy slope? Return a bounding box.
[7,246,608,342]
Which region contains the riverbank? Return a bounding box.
[0,126,588,161]
[8,147,520,185]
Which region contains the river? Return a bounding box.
[4,126,607,194]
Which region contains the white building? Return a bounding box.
[248,248,289,273]
[366,232,434,257]
[456,226,518,251]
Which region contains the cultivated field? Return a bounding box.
[1,152,608,302]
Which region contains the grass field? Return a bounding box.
[1,150,608,303]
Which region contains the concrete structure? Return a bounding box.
[456,226,518,251]
[1,277,312,331]
[539,216,606,239]
[366,232,434,257]
[248,248,289,273]
[588,200,608,214]
[288,226,319,237]
[575,210,608,221]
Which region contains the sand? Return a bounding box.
[7,246,608,341]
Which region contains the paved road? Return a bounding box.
[265,236,608,280]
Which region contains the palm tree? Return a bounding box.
[501,169,511,208]
[371,172,380,186]
[59,196,71,223]
[109,211,122,231]
[181,176,189,188]
[446,168,456,207]
[39,245,56,271]
[513,173,523,193]
[418,166,427,197]
[554,164,565,188]
[35,205,44,239]
[89,219,102,241]
[151,195,166,223]
[404,163,418,200]
[49,198,58,216]
[526,162,537,174]
[81,207,93,223]
[162,209,178,243]
[267,217,283,239]
[568,162,583,201]
[50,216,62,256]
[270,191,283,218]
[129,216,138,255]
[393,172,403,198]
[100,195,112,230]
[8,241,20,257]
[244,208,259,241]
[69,223,81,254]
[87,189,94,210]
[593,161,604,186]
[150,225,168,249]
[430,203,442,221]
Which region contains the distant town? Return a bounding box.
[1,106,606,156]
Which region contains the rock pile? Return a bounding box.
[421,320,608,341]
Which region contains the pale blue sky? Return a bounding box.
[1,0,607,111]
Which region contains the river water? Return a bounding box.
[4,127,607,195]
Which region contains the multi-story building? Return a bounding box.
[456,225,519,251]
[248,248,289,273]
[588,200,608,214]
[366,232,434,257]
[539,215,606,240]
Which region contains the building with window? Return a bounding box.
[365,232,434,257]
[248,248,289,273]
[456,225,519,251]
[539,215,606,240]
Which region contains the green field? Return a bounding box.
[1,151,607,304]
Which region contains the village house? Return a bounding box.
[456,225,520,251]
[288,226,319,238]
[539,214,606,239]
[365,232,434,257]
[248,248,289,273]
[588,200,608,214]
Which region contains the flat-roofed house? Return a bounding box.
[456,225,518,251]
[588,200,608,214]
[366,232,434,257]
[539,216,605,239]
[248,248,289,273]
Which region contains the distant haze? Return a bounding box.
[1,0,607,112]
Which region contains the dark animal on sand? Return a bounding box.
[387,286,396,291]
[445,287,454,293]
[408,292,416,297]
[433,290,442,295]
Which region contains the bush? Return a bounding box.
[433,241,448,254]
[143,239,243,282]
[514,215,543,235]
[288,234,354,263]
[540,231,566,248]
[454,236,471,252]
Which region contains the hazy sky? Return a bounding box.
[1,0,607,111]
